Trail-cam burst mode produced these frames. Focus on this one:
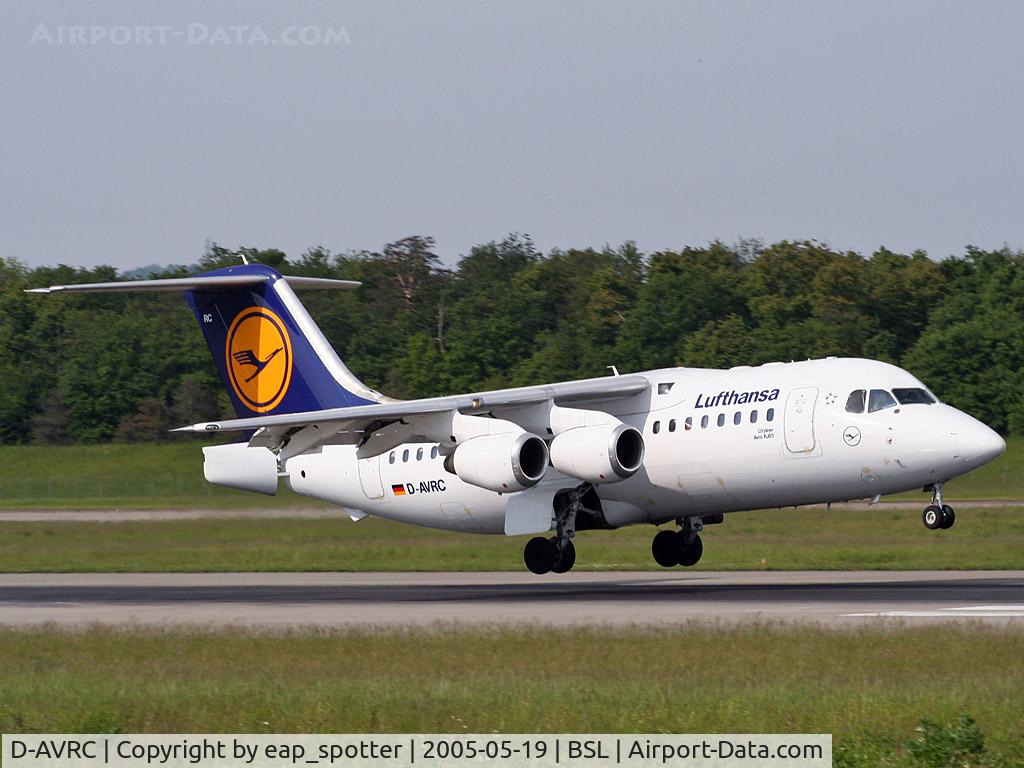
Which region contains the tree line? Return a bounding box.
[0,235,1021,443]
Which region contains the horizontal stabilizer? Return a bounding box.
[28,261,382,422]
[283,276,362,290]
[26,275,360,294]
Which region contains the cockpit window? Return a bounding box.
[892,388,936,405]
[845,390,866,413]
[868,389,897,413]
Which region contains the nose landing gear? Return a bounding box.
[651,516,704,567]
[922,483,955,530]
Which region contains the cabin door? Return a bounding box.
[784,387,818,454]
[358,455,385,499]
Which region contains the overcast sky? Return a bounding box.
[2,1,1022,269]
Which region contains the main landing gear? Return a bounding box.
[523,484,585,575]
[651,516,704,568]
[523,536,575,575]
[922,482,955,530]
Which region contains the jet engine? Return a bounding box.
[444,432,549,493]
[549,422,644,484]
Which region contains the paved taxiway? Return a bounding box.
[0,499,1020,522]
[0,571,1022,628]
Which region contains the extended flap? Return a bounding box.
[504,490,555,536]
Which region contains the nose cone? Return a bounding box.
[959,420,1006,467]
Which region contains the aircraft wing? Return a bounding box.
[176,373,650,451]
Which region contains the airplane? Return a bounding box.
[29,262,1006,574]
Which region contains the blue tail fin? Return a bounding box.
[184,264,383,417]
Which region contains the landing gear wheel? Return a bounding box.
[551,539,576,573]
[652,530,680,567]
[545,481,586,575]
[524,536,557,574]
[922,505,942,530]
[677,533,704,567]
[939,505,956,530]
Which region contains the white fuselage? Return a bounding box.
[284,358,1005,534]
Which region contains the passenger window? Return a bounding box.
[684,417,693,431]
[733,412,741,425]
[893,387,936,405]
[845,390,866,413]
[701,415,709,429]
[416,447,423,461]
[668,419,676,433]
[717,413,725,427]
[653,421,660,434]
[388,451,395,464]
[750,410,758,424]
[402,449,410,462]
[430,446,438,459]
[868,389,897,413]
[766,408,775,422]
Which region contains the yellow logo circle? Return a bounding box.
[225,307,293,413]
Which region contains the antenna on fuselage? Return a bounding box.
[607,365,620,376]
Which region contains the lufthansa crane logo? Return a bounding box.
[226,307,293,413]
[843,426,862,446]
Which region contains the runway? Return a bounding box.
[1,571,1023,628]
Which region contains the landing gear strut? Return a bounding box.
[922,483,955,530]
[523,484,585,574]
[651,516,704,568]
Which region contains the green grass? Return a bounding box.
[0,443,327,509]
[0,438,1021,510]
[0,625,1021,767]
[892,435,1024,500]
[1,505,1022,572]
[0,440,1021,572]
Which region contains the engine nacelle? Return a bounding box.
[444,432,549,493]
[549,423,644,484]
